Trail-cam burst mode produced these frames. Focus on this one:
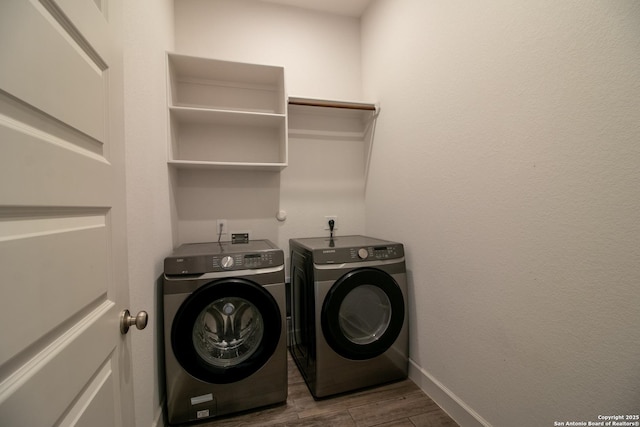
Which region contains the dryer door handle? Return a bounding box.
[120,309,148,334]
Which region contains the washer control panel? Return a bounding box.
[165,249,283,275]
[213,252,277,271]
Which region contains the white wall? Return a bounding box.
[173,0,368,262]
[174,0,362,100]
[362,1,640,426]
[123,1,174,426]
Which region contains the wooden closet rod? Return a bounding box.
[288,97,377,111]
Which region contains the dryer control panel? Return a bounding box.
[314,244,404,265]
[351,245,402,260]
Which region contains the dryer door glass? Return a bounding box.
[339,285,391,345]
[193,297,264,367]
[322,267,405,360]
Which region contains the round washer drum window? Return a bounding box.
[171,278,281,384]
[193,297,264,368]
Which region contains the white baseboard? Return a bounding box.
[408,359,492,427]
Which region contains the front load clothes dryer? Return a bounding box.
[289,235,408,399]
[162,240,287,425]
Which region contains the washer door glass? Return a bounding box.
[193,297,264,367]
[172,278,281,384]
[339,285,391,345]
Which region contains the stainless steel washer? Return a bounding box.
[162,240,286,425]
[289,235,408,398]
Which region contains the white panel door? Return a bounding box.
[0,0,135,426]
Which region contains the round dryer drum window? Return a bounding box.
[172,278,281,384]
[339,285,392,345]
[322,267,405,360]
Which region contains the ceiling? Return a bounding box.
[258,0,374,17]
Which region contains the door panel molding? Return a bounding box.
[0,208,110,366]
[0,300,116,426]
[38,0,108,71]
[0,0,107,140]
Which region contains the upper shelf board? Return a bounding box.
[168,53,285,87]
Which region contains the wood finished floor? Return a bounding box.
[192,353,459,427]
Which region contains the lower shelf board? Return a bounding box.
[168,160,287,171]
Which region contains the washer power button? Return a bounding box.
[221,255,234,269]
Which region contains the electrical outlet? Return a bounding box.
[324,216,338,230]
[216,219,228,235]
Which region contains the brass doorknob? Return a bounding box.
[120,309,148,334]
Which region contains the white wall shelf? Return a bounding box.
[167,160,287,171]
[167,53,287,170]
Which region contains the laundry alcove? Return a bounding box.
[165,52,379,258]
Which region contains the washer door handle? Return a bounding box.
[120,309,148,334]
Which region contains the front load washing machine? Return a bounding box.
[162,240,287,425]
[289,235,408,398]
